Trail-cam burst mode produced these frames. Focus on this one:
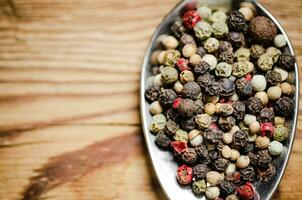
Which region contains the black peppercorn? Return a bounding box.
[196,46,207,58]
[250,44,265,60]
[183,82,202,100]
[178,99,196,118]
[258,108,275,123]
[240,166,256,182]
[235,77,254,97]
[219,78,236,97]
[204,129,223,144]
[233,130,249,148]
[212,158,230,171]
[228,32,245,48]
[171,18,187,38]
[145,85,161,103]
[166,108,180,122]
[257,150,272,169]
[159,89,177,108]
[208,150,221,160]
[197,73,215,90]
[246,96,263,114]
[266,70,282,86]
[241,142,256,154]
[182,148,198,164]
[218,116,236,131]
[278,52,295,70]
[257,163,276,182]
[195,144,208,158]
[228,11,247,31]
[219,41,233,53]
[219,51,234,64]
[164,120,179,136]
[274,97,294,117]
[248,152,258,167]
[205,81,221,96]
[155,131,171,149]
[194,61,210,75]
[179,116,196,131]
[250,16,277,44]
[219,181,236,196]
[232,101,246,121]
[193,164,209,180]
[194,99,204,114]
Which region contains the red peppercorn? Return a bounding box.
[182,10,201,29]
[260,122,274,137]
[176,58,189,71]
[220,98,226,103]
[176,164,193,185]
[172,98,182,110]
[245,74,252,81]
[236,182,256,200]
[171,141,188,154]
[210,122,219,130]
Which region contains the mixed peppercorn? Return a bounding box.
[145,1,296,199]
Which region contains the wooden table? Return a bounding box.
[0,0,301,199]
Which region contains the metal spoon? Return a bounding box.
[140,1,299,199]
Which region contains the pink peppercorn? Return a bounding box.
[182,10,201,29]
[172,97,182,109]
[245,74,252,81]
[171,141,188,154]
[176,58,190,71]
[260,122,274,137]
[210,122,219,130]
[236,182,256,200]
[176,164,193,185]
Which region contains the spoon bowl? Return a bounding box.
[140,1,299,199]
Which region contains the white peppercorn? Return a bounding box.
[274,67,288,81]
[226,194,240,200]
[157,51,166,64]
[206,171,223,186]
[236,156,250,169]
[206,187,220,199]
[161,35,179,50]
[151,50,160,65]
[255,136,270,149]
[230,149,240,161]
[251,75,267,91]
[153,74,163,87]
[222,145,232,158]
[268,140,284,155]
[182,44,197,58]
[189,129,203,147]
[244,114,257,126]
[267,86,282,100]
[280,82,293,95]
[202,54,218,70]
[190,54,203,66]
[149,101,163,115]
[249,121,260,134]
[223,133,233,144]
[239,7,254,21]
[225,163,236,175]
[205,103,216,115]
[274,116,285,125]
[240,2,256,13]
[274,34,287,48]
[228,125,240,135]
[179,70,195,83]
[254,91,269,105]
[173,81,184,93]
[204,37,220,53]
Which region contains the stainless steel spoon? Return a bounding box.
[140,1,299,199]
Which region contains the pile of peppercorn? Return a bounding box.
[145,1,296,200]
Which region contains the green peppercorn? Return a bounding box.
[274,124,289,142]
[257,53,273,71]
[161,67,178,85]
[235,47,250,62]
[204,37,220,53]
[232,61,249,77]
[164,50,181,66]
[194,21,212,40]
[212,21,229,38]
[149,114,167,134]
[192,179,207,195]
[174,129,189,142]
[215,62,232,77]
[266,47,281,63]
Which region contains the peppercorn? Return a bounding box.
[194,99,204,114]
[195,114,211,130]
[192,179,207,195]
[145,85,161,103]
[204,129,224,144]
[278,52,296,70]
[189,54,203,66]
[250,16,277,44]
[266,70,282,86]
[212,158,230,171]
[194,61,210,75]
[242,143,256,155]
[164,120,179,136]
[159,89,177,108]
[268,140,283,155]
[195,144,208,158]
[182,10,201,29]
[161,35,179,50]
[176,164,193,185]
[247,97,263,114]
[171,18,187,38]
[274,67,289,82]
[180,33,196,46]
[204,103,216,115]
[206,81,221,96]
[250,44,265,60]
[235,47,250,62]
[204,37,220,53]
[239,6,254,21]
[182,148,198,164]
[189,130,203,147]
[212,21,229,38]
[223,133,233,144]
[206,171,223,186]
[228,32,245,48]
[257,149,272,169]
[274,34,287,48]
[193,164,209,180]
[257,53,274,71]
[258,163,276,181]
[232,101,246,121]
[161,67,178,85]
[197,6,212,19]
[171,141,187,154]
[197,72,215,90]
[236,155,250,169]
[210,10,227,22]
[215,62,233,78]
[225,163,236,175]
[226,194,240,200]
[201,54,218,70]
[219,104,234,116]
[240,166,255,182]
[180,117,196,132]
[219,116,236,131]
[274,124,289,142]
[235,77,253,97]
[166,108,180,122]
[194,21,212,40]
[182,43,197,58]
[153,74,163,88]
[155,131,171,149]
[149,101,163,115]
[266,47,281,63]
[260,122,274,137]
[236,182,256,200]
[196,46,207,58]
[258,108,274,123]
[220,78,236,97]
[274,96,294,117]
[221,145,232,158]
[274,116,285,125]
[255,136,270,149]
[163,49,181,66]
[206,186,220,200]
[173,81,184,94]
[232,61,249,77]
[251,74,267,92]
[228,11,247,31]
[219,51,234,64]
[182,81,201,100]
[149,114,167,134]
[233,130,249,148]
[219,41,233,53]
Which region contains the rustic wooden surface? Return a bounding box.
[0,0,301,199]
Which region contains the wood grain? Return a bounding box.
[0,0,301,199]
